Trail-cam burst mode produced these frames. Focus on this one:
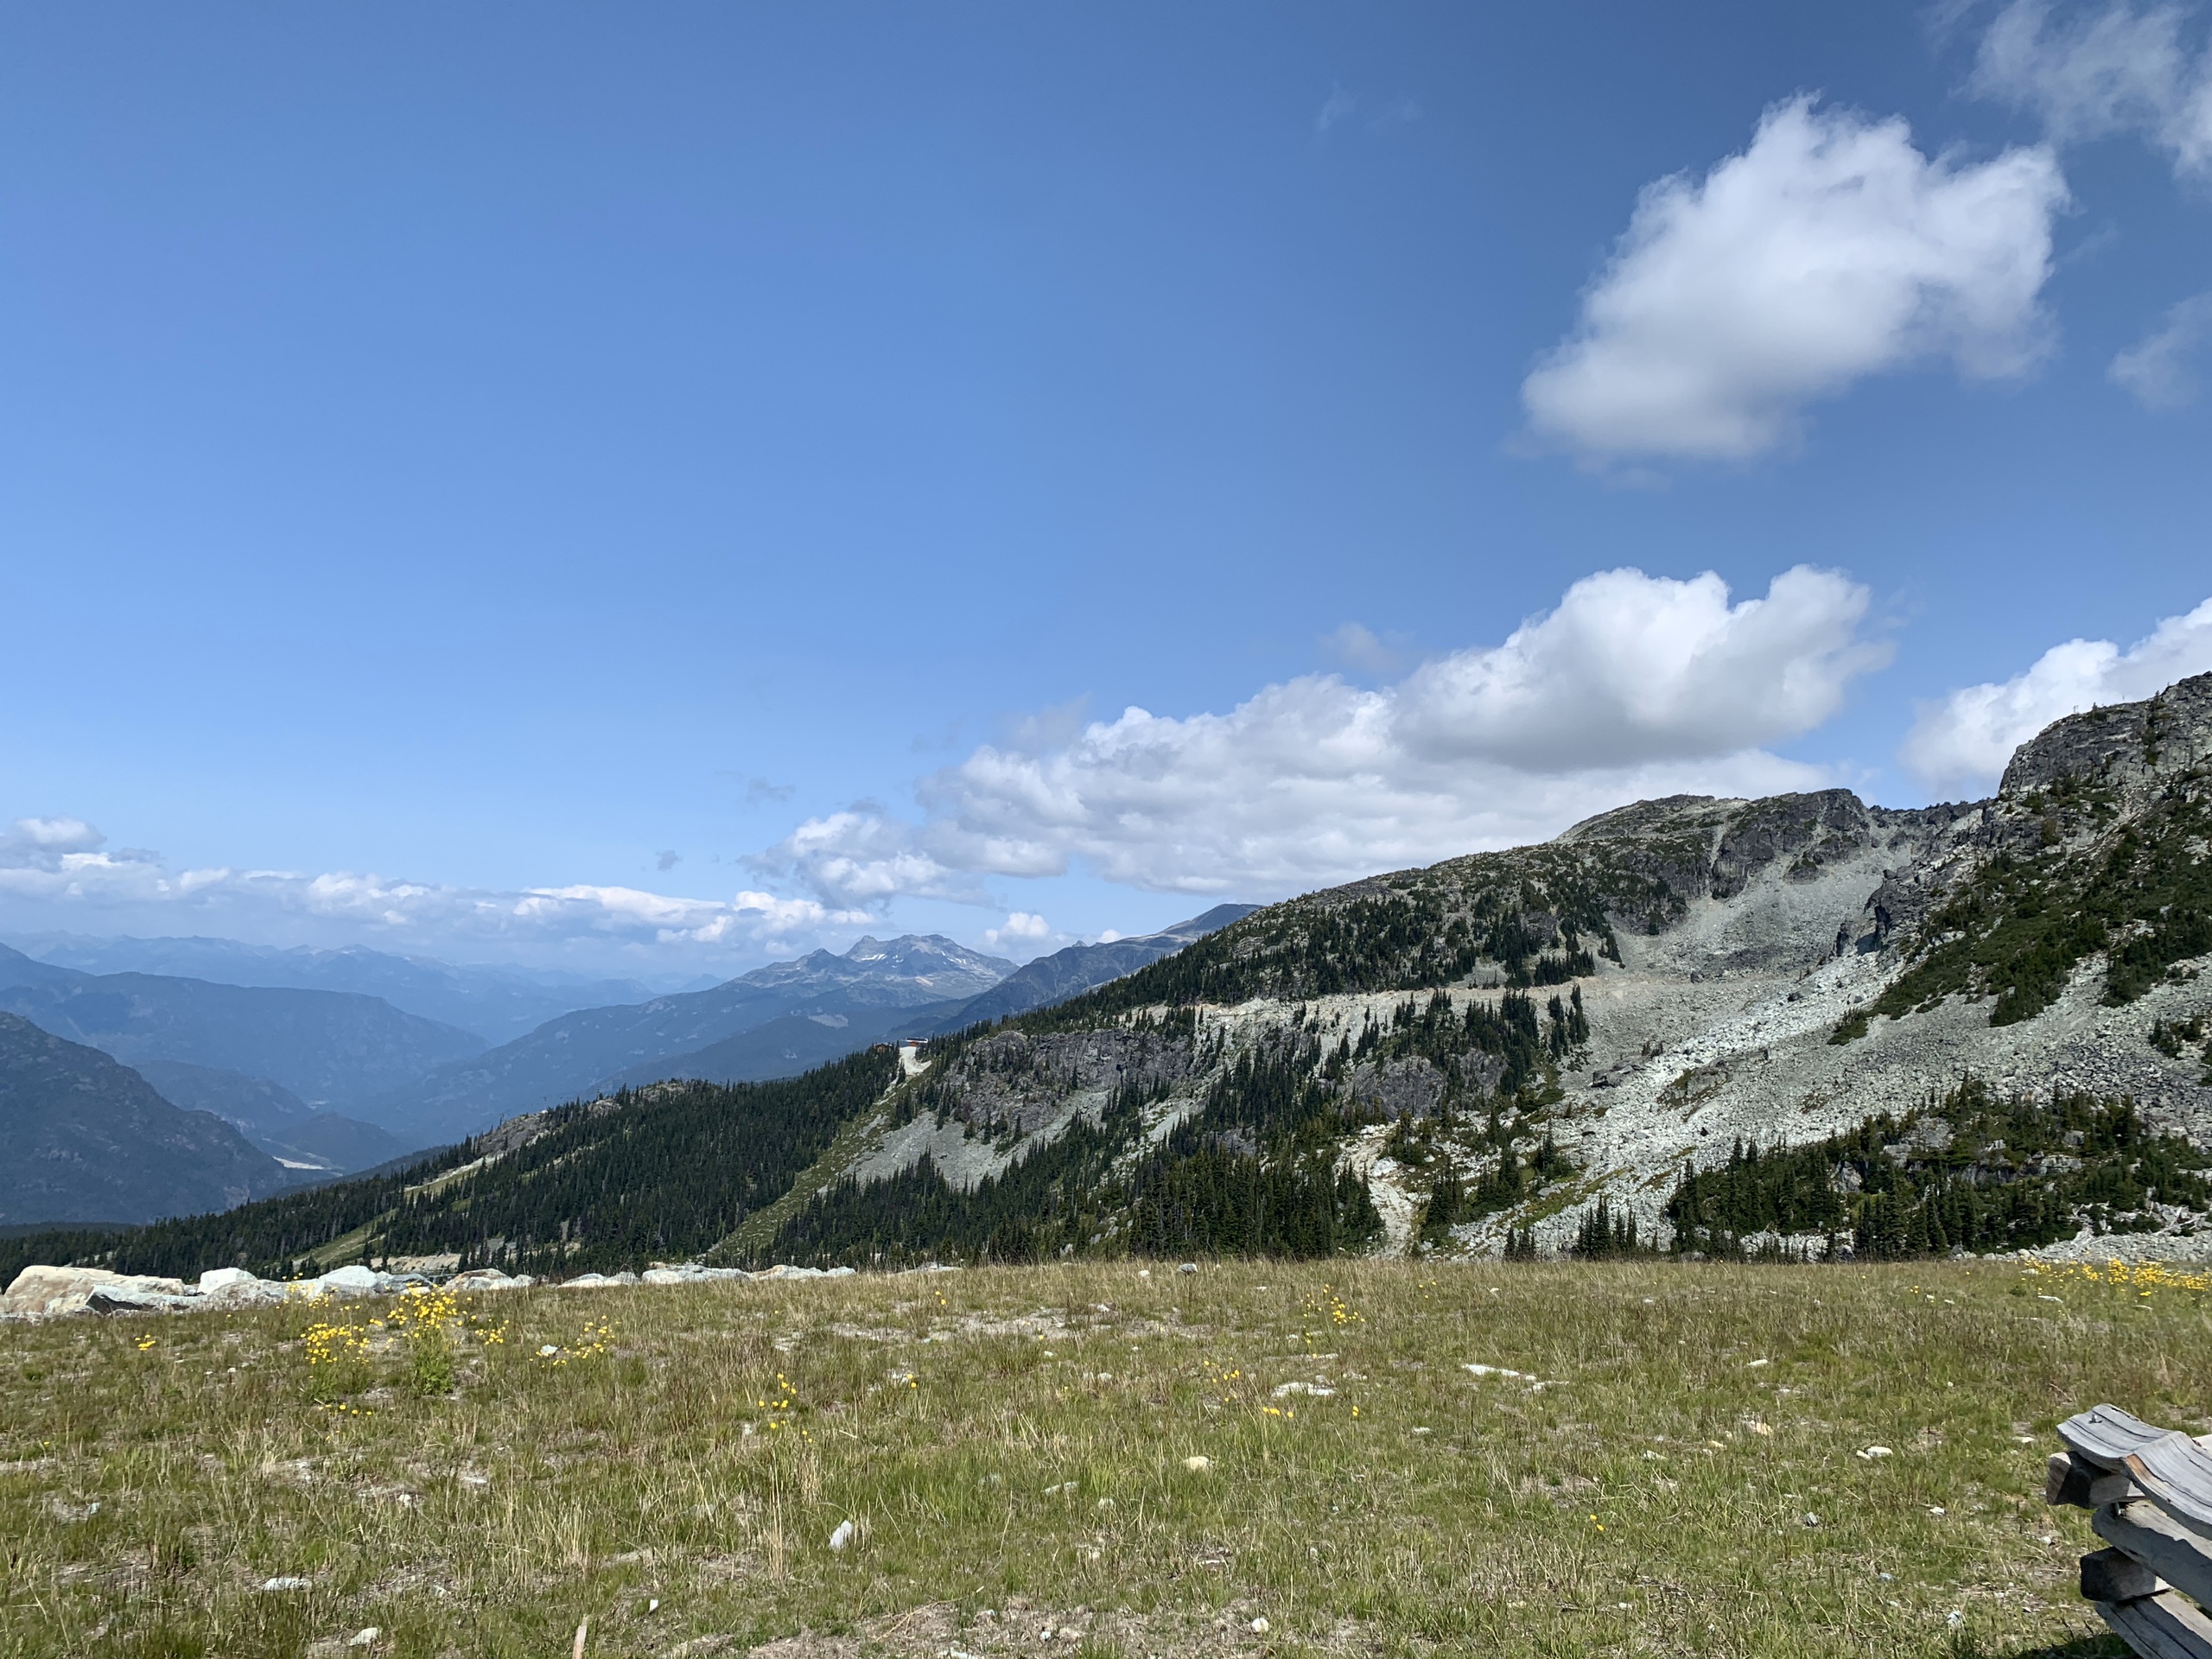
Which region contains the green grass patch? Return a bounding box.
[0,1258,2177,1657]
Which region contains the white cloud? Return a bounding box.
[1522,96,2068,461]
[1315,85,1357,134]
[1900,595,2212,789]
[760,565,1885,902]
[982,911,1054,955]
[0,828,871,963]
[747,810,988,909]
[1973,0,2212,176]
[2111,290,2212,408]
[1393,565,1890,769]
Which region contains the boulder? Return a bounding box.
[640,1264,751,1285]
[2,1266,187,1319]
[88,1283,194,1314]
[201,1274,289,1307]
[444,1268,531,1292]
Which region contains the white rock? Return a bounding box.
[828,1519,856,1551]
[1250,1618,1270,1634]
[199,1268,257,1293]
[1183,1455,1213,1471]
[348,1628,380,1647]
[445,1268,529,1292]
[88,1283,194,1314]
[299,1264,386,1299]
[260,1576,313,1592]
[560,1274,615,1289]
[3,1266,186,1319]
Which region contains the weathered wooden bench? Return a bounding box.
[2052,1405,2212,1658]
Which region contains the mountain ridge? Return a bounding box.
[362,933,1014,1142]
[20,673,2212,1276]
[0,1013,296,1226]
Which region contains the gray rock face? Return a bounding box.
[2001,672,2212,800]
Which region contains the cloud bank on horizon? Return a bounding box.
[0,816,868,963]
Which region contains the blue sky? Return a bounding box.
[2,1,2209,975]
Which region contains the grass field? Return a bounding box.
[2,1258,2201,1659]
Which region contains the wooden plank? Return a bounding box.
[2051,1451,2139,1508]
[2097,1502,2212,1608]
[2125,1439,2212,1537]
[2083,1546,2167,1603]
[2064,1405,2183,1470]
[2096,1590,2212,1659]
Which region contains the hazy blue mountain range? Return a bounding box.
[591,908,1257,1090]
[364,935,1016,1143]
[8,933,669,1043]
[0,1012,295,1226]
[0,944,486,1110]
[920,904,1259,1031]
[130,1060,411,1175]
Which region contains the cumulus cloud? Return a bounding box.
[0,823,870,962]
[1522,96,2068,461]
[1973,0,2212,176]
[2111,290,2212,408]
[1900,594,2212,788]
[1394,565,1889,768]
[760,565,1885,902]
[982,911,1054,955]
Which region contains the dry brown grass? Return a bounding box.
[0,1257,2186,1658]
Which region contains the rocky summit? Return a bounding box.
[744,671,2212,1264]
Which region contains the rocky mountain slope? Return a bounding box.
[741,671,2212,1265]
[365,935,1014,1142]
[0,1013,296,1225]
[19,675,2210,1276]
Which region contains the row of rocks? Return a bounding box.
[0,1262,444,1319]
[2,1259,874,1319]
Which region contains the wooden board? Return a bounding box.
[2097,1502,2212,1610]
[2062,1408,2212,1538]
[2065,1405,2183,1470]
[2097,1590,2212,1659]
[2124,1439,2212,1537]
